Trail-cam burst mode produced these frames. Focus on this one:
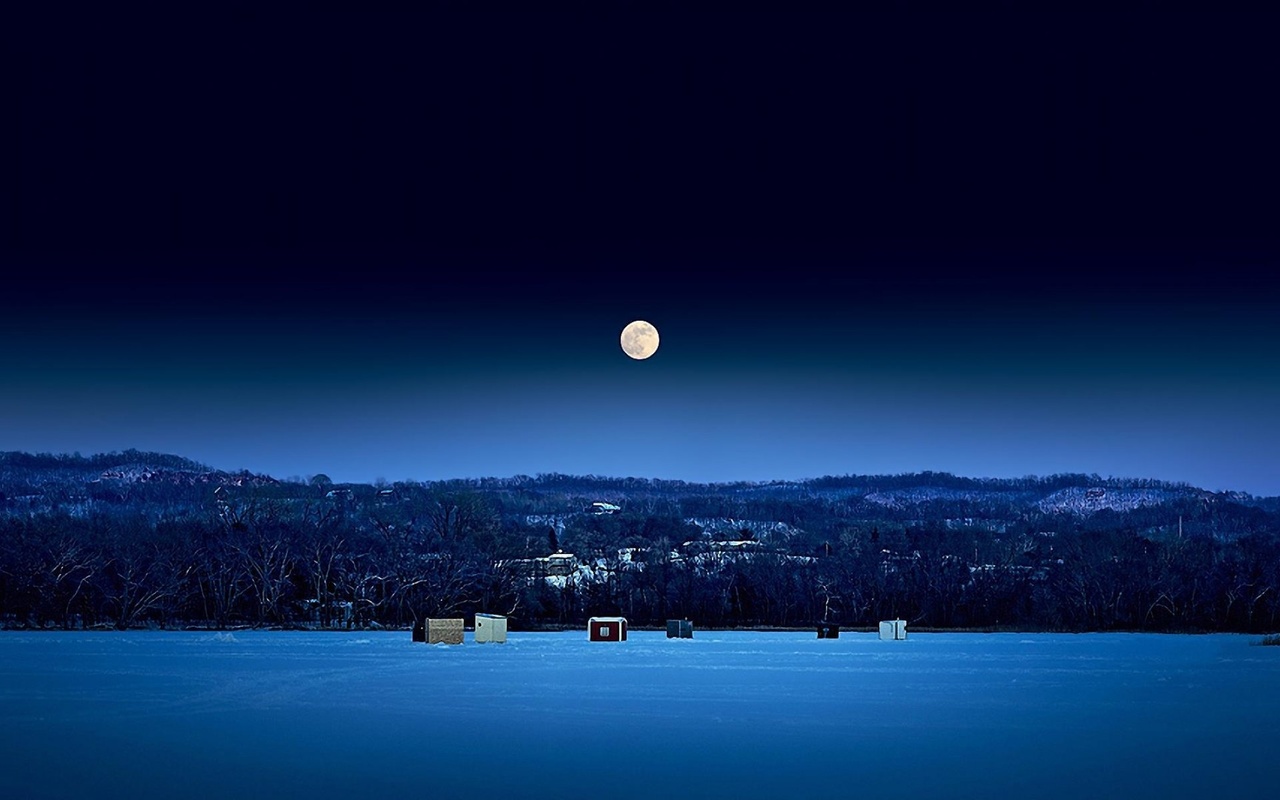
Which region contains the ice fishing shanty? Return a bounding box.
[588,616,627,641]
[474,613,507,643]
[667,619,693,639]
[879,619,907,640]
[427,618,464,645]
[816,623,840,639]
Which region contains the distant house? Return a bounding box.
[588,502,620,515]
[303,599,353,629]
[545,552,577,576]
[589,616,627,642]
[503,552,579,580]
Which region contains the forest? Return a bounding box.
[2,451,1278,633]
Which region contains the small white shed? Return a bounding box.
[475,613,507,643]
[878,619,907,640]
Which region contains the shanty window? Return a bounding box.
[600,626,610,637]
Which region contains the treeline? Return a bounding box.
[406,469,1202,499]
[0,488,522,631]
[2,452,1278,632]
[0,450,207,473]
[2,485,1279,633]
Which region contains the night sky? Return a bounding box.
[3,7,1279,494]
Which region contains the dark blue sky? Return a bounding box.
[3,6,1279,494]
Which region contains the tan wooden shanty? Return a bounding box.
[428,618,464,645]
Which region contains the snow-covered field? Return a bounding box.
[1,630,1276,799]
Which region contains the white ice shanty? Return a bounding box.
[878,619,907,640]
[474,613,507,643]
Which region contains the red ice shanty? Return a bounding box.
[588,616,627,642]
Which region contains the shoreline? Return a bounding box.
[2,623,1271,636]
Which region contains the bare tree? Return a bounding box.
[220,497,299,626]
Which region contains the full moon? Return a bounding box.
[620,320,660,360]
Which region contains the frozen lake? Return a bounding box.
[1,630,1276,799]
